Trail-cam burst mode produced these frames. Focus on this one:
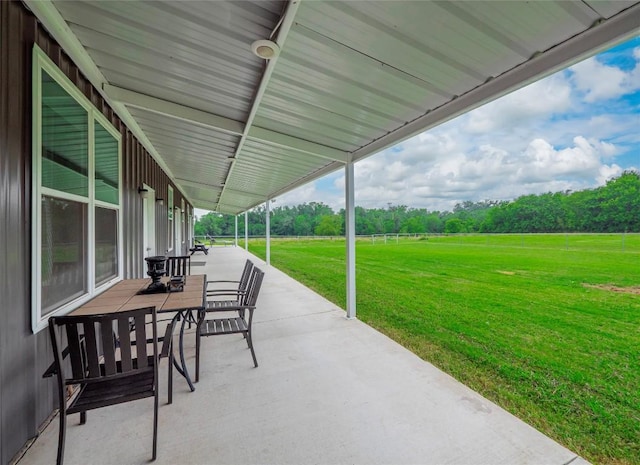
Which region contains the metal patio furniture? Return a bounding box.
[195,267,265,382]
[189,239,209,255]
[165,255,190,278]
[44,306,164,465]
[206,258,254,301]
[66,275,207,395]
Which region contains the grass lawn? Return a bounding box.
[248,234,640,465]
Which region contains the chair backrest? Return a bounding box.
[238,259,254,292]
[166,255,190,277]
[48,306,158,385]
[243,267,265,307]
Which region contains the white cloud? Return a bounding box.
[302,135,624,212]
[466,74,572,134]
[276,182,323,206]
[569,47,640,102]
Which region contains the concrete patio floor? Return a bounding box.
[20,246,589,465]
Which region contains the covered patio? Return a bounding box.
[19,247,588,464]
[24,0,640,320]
[2,1,639,463]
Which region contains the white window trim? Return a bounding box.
[181,199,186,244]
[167,185,174,252]
[31,45,122,333]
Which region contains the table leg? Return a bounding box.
[171,310,196,392]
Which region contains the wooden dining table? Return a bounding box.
[71,274,207,392]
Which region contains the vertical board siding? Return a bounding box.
[0,2,192,463]
[0,3,39,463]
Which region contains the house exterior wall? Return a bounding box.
[0,2,192,463]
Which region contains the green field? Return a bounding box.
[247,234,640,465]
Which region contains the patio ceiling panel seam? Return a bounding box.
[268,72,407,126]
[137,132,236,153]
[174,178,224,190]
[292,23,456,98]
[86,48,254,102]
[431,1,532,59]
[67,22,260,87]
[238,147,326,169]
[247,127,347,163]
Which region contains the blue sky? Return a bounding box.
[275,36,640,213]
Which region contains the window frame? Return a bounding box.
[31,45,123,333]
[167,185,174,252]
[181,199,186,245]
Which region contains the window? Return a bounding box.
[32,45,122,333]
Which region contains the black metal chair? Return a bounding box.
[205,258,253,301]
[196,267,265,382]
[165,255,190,278]
[45,306,167,465]
[163,255,193,328]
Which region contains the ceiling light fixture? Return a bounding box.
[251,39,280,59]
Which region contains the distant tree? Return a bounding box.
[315,215,342,236]
[293,215,313,236]
[444,218,464,234]
[195,171,640,236]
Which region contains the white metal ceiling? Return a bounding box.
[28,0,640,214]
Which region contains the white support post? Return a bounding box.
[234,215,238,247]
[345,161,356,319]
[266,199,271,266]
[244,211,248,251]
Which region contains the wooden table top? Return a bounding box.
[71,274,206,316]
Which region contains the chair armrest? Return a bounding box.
[42,361,58,378]
[206,280,240,284]
[205,303,256,312]
[206,289,246,296]
[43,336,84,378]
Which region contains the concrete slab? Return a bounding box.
[19,246,588,465]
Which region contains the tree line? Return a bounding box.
[194,171,640,237]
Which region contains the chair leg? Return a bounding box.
[168,350,173,405]
[246,331,258,367]
[196,310,205,383]
[195,327,200,383]
[56,410,66,465]
[152,388,158,461]
[79,411,86,425]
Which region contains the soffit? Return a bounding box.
[30,0,640,214]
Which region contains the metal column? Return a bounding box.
[345,161,356,319]
[234,215,238,247]
[244,211,248,251]
[266,199,271,266]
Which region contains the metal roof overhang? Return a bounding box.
[25,0,640,214]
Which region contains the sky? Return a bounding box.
[273,36,640,213]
